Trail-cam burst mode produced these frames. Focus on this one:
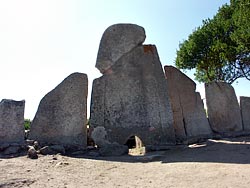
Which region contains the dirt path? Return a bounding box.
[1,137,250,188]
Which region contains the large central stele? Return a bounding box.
[90,24,175,154]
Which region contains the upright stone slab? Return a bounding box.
[240,96,250,131]
[90,25,175,150]
[96,24,146,73]
[29,73,88,149]
[205,82,243,133]
[165,66,212,142]
[0,99,25,144]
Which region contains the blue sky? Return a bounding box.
[0,0,249,119]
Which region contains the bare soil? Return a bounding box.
[1,136,250,188]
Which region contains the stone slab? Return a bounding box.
[29,73,88,148]
[205,82,243,133]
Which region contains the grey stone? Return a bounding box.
[27,146,38,159]
[0,99,25,144]
[3,146,20,155]
[50,145,65,155]
[205,82,243,133]
[39,146,55,155]
[240,96,250,131]
[29,73,88,149]
[99,143,128,156]
[25,139,35,146]
[0,143,10,151]
[96,24,146,73]
[165,66,212,141]
[90,45,176,148]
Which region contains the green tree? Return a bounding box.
[24,119,31,130]
[175,0,250,84]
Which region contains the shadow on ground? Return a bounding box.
[71,136,250,164]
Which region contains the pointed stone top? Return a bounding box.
[96,23,146,74]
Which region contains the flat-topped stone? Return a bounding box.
[0,99,25,144]
[96,23,146,74]
[240,96,250,131]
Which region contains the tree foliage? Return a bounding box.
[24,119,31,130]
[175,0,250,84]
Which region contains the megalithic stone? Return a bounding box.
[0,99,25,144]
[205,82,243,133]
[240,96,250,131]
[29,73,88,149]
[96,23,146,74]
[90,24,176,152]
[165,66,212,142]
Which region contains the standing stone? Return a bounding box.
[96,23,146,74]
[205,82,243,133]
[29,73,88,149]
[0,99,25,144]
[240,96,250,131]
[165,66,212,142]
[90,24,175,151]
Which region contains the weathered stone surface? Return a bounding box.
[39,146,55,155]
[29,73,88,148]
[240,96,250,131]
[0,99,25,144]
[90,45,176,149]
[165,66,212,141]
[3,146,20,155]
[205,82,243,133]
[96,24,146,73]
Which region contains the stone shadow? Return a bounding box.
[70,136,250,165]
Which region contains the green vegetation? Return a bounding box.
[175,0,250,84]
[24,119,31,130]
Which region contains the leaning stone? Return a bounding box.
[96,24,146,73]
[39,146,55,155]
[29,73,88,149]
[240,96,250,131]
[27,146,38,159]
[165,66,212,141]
[205,82,243,133]
[0,99,25,144]
[99,143,128,156]
[3,146,20,155]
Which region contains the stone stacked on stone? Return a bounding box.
[240,96,250,131]
[165,66,212,142]
[90,24,175,155]
[96,24,146,74]
[205,82,243,133]
[29,73,88,149]
[0,99,25,144]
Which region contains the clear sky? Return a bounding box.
[0,0,249,119]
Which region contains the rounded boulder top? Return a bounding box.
[96,23,146,74]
